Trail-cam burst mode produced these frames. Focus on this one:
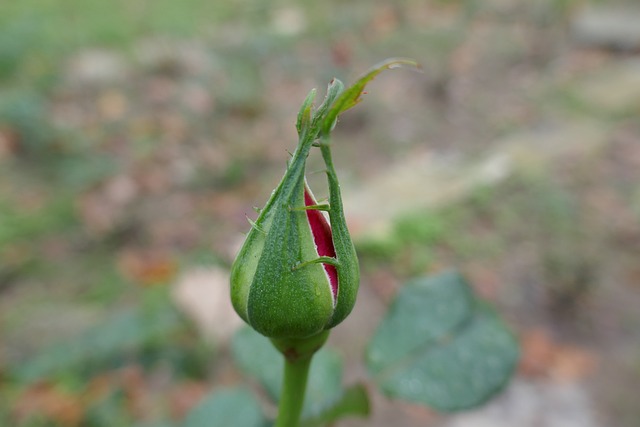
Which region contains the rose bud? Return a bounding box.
[230,82,359,339]
[230,59,420,340]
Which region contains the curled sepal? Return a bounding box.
[296,88,316,137]
[321,58,421,135]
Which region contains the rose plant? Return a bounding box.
[185,59,519,427]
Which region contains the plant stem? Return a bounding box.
[275,354,313,427]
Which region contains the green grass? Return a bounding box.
[0,195,75,248]
[0,0,239,48]
[0,0,247,86]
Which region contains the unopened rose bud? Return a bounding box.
[230,81,359,339]
[230,59,419,340]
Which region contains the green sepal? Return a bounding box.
[322,58,421,135]
[289,204,331,212]
[271,330,330,363]
[293,256,340,271]
[297,88,316,137]
[319,136,360,329]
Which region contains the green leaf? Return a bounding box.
[134,422,177,427]
[367,272,475,374]
[300,383,370,427]
[231,327,343,418]
[367,271,519,412]
[183,387,266,427]
[321,58,421,135]
[84,387,133,426]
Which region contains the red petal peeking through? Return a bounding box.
[304,186,338,301]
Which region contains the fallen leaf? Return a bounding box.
[168,380,210,419]
[119,366,148,418]
[519,328,598,382]
[77,174,138,237]
[13,382,83,427]
[97,90,128,121]
[117,248,178,286]
[0,127,20,159]
[548,345,598,383]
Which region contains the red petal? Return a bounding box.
[304,187,338,300]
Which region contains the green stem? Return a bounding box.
[271,331,330,427]
[275,355,312,427]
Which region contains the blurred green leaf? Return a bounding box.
[11,302,184,383]
[0,90,54,156]
[0,21,36,81]
[367,272,475,374]
[135,422,177,427]
[183,387,266,427]
[231,327,343,418]
[231,327,282,398]
[300,383,370,427]
[56,153,120,190]
[367,271,519,412]
[0,194,75,247]
[84,387,132,427]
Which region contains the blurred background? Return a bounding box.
[1,0,639,426]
